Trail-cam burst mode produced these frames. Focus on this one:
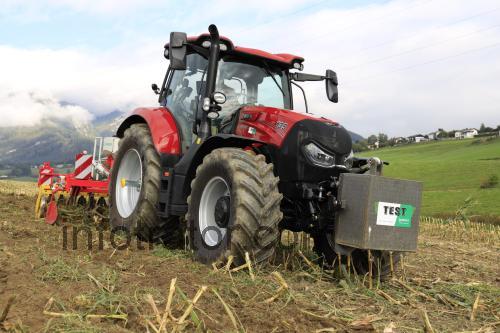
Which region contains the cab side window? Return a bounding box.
[165,53,207,152]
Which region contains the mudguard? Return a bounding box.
[116,107,181,155]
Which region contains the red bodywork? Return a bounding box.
[124,105,337,151]
[124,107,181,155]
[235,106,337,147]
[172,35,304,67]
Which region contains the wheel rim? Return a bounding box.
[115,149,143,218]
[199,176,230,247]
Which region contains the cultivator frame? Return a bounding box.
[34,137,118,224]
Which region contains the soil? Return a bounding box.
[0,192,499,332]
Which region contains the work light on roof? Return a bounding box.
[293,62,304,71]
[201,40,227,51]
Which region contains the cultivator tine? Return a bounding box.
[368,249,373,289]
[45,198,58,225]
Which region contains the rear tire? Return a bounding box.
[109,123,181,245]
[313,232,400,280]
[187,148,283,265]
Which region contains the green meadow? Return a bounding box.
[361,137,500,218]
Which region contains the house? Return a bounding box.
[367,140,380,150]
[428,130,444,140]
[394,137,407,144]
[455,128,478,139]
[407,134,428,143]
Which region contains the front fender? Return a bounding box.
[174,134,265,176]
[116,107,181,155]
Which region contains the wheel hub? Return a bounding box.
[115,149,143,218]
[214,196,230,228]
[198,176,230,247]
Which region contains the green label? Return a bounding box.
[376,202,415,228]
[394,204,414,228]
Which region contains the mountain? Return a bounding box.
[0,111,126,165]
[0,111,364,166]
[93,110,126,136]
[348,131,364,143]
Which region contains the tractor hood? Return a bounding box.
[234,105,352,154]
[234,105,352,182]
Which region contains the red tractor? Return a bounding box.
[110,25,421,276]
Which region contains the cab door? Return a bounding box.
[162,53,208,152]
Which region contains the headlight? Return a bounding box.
[302,142,336,168]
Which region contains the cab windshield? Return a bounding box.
[164,53,291,150]
[216,56,291,119]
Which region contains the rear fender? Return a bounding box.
[116,107,181,155]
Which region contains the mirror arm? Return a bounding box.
[291,72,325,82]
[291,81,309,114]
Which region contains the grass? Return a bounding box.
[36,251,85,283]
[152,245,190,260]
[420,216,500,244]
[363,137,500,217]
[0,179,38,196]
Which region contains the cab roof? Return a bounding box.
[165,34,304,68]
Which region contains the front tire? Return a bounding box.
[109,124,180,244]
[187,148,283,265]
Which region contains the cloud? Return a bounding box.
[1,0,499,136]
[0,43,162,119]
[0,0,163,18]
[0,90,93,127]
[233,0,500,136]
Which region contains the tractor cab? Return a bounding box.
[158,29,337,152]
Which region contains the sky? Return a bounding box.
[0,0,499,137]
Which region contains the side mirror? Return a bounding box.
[168,32,187,70]
[325,69,338,103]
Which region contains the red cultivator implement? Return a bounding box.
[34,137,118,224]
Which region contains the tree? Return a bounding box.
[479,123,494,133]
[352,140,369,152]
[367,135,378,145]
[377,133,389,147]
